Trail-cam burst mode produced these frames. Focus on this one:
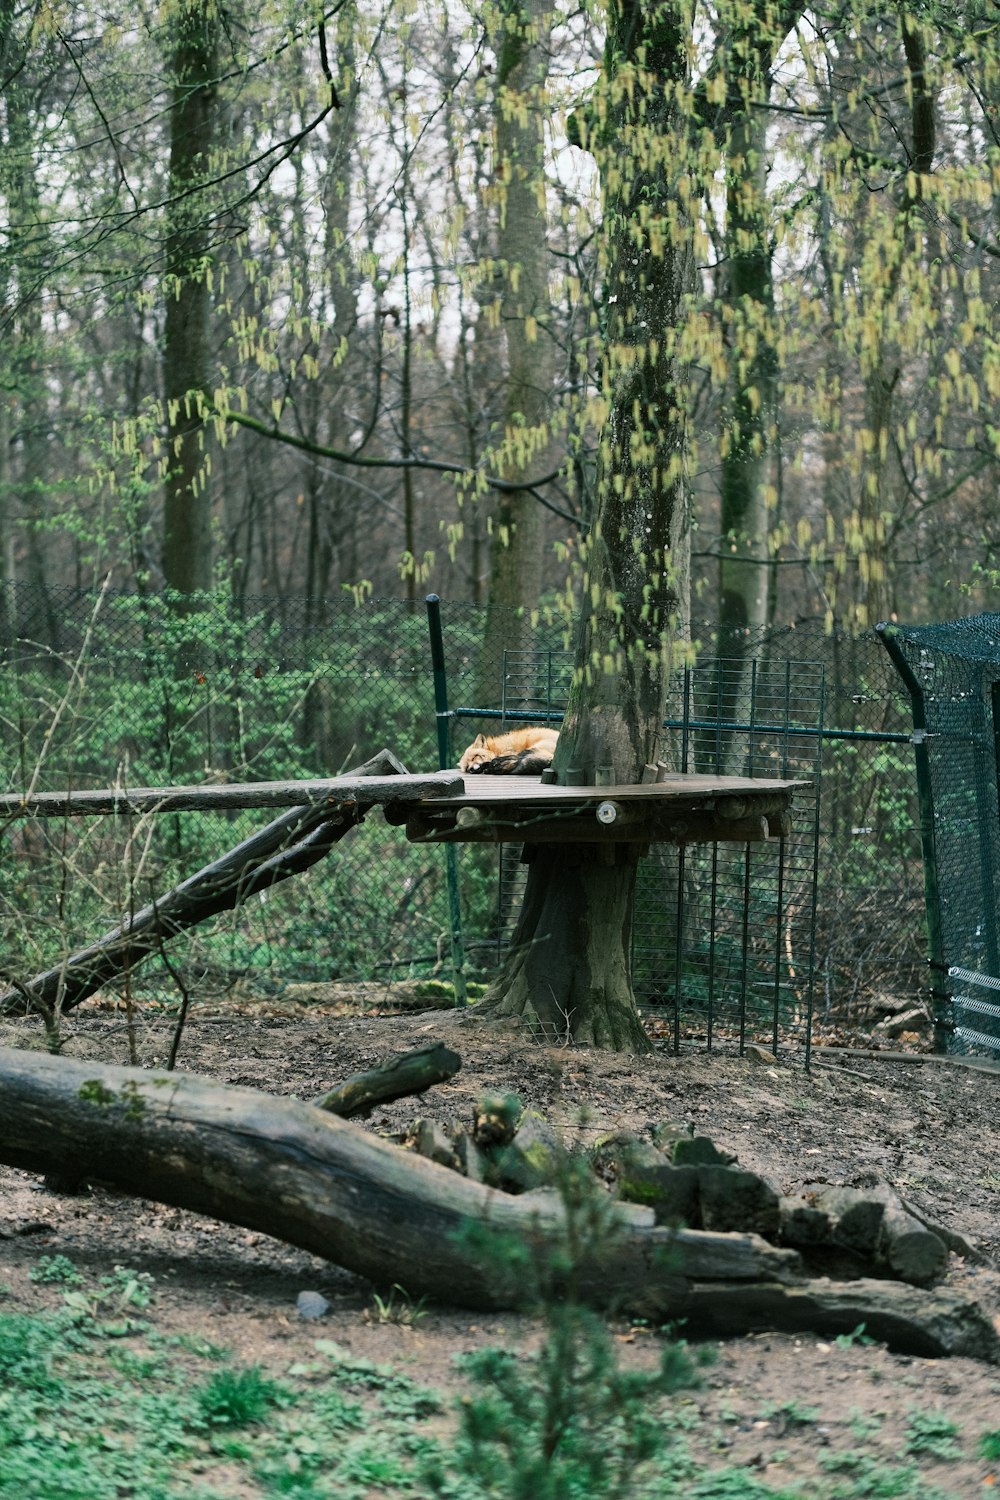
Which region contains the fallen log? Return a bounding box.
[1,1047,998,1362]
[0,749,436,1019]
[0,1046,797,1308]
[659,1278,1000,1363]
[316,1042,462,1118]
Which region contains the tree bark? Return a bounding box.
[480,844,650,1052]
[709,101,776,772]
[316,1042,462,1118]
[162,0,218,595]
[0,1047,798,1308]
[476,0,559,701]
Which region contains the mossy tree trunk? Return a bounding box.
[479,0,807,1052]
[480,2,694,1054]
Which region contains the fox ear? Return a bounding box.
[473,734,487,747]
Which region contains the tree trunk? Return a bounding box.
[0,1046,798,1308]
[479,1,694,1051]
[481,845,649,1052]
[162,0,218,595]
[710,101,776,771]
[476,0,558,703]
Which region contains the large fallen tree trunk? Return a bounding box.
[0,751,459,1019]
[1,1048,998,1362]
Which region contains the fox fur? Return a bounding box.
[458,726,559,776]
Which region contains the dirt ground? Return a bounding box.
[2,996,1000,1496]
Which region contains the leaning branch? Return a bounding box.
[0,751,455,1018]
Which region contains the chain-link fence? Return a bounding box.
[0,583,927,1041]
[879,615,1000,1058]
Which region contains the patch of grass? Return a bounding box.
[818,1449,955,1497]
[673,1470,806,1498]
[195,1365,291,1428]
[761,1398,820,1430]
[848,1407,884,1440]
[365,1282,430,1327]
[0,1295,451,1500]
[903,1408,961,1461]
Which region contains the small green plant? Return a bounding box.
[979,1428,1000,1461]
[680,1471,805,1498]
[818,1449,948,1496]
[904,1408,961,1460]
[195,1364,290,1428]
[834,1321,876,1349]
[366,1283,430,1328]
[761,1398,819,1427]
[29,1254,84,1286]
[447,1152,702,1499]
[59,1265,156,1335]
[848,1406,884,1439]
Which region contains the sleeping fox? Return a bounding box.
[458,726,559,776]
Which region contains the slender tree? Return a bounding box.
[477,0,560,690]
[162,0,220,596]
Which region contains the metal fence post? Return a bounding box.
[876,623,948,1051]
[425,595,467,1004]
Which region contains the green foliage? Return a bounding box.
[450,1308,698,1500]
[979,1428,1000,1462]
[902,1409,961,1461]
[0,593,488,998]
[444,1153,702,1500]
[816,1449,955,1498]
[366,1283,430,1328]
[29,1253,84,1285]
[677,1474,804,1499]
[834,1324,876,1350]
[194,1365,291,1428]
[760,1399,820,1430]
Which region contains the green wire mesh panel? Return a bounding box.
[878,614,1000,1058]
[631,654,823,1053]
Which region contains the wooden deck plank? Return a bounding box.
[424,772,808,806]
[0,773,464,819]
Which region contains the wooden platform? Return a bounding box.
[0,767,807,848]
[393,772,808,846]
